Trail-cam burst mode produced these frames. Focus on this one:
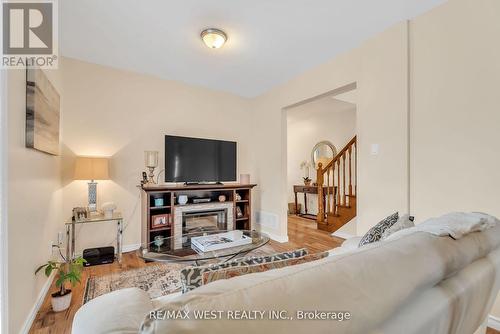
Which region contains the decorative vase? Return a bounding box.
[153,236,164,247]
[51,290,72,312]
[178,195,188,205]
[304,179,312,186]
[240,174,250,184]
[218,195,226,202]
[103,209,114,219]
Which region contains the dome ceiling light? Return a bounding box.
[200,28,227,49]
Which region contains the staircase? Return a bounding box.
[316,136,357,233]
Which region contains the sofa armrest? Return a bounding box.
[72,288,153,334]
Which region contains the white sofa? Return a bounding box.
[73,223,500,334]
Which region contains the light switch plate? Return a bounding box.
[370,144,380,155]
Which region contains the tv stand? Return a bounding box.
[141,183,257,246]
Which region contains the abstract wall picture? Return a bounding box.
[26,68,60,155]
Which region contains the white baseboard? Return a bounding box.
[331,231,355,240]
[122,243,141,253]
[488,315,500,330]
[263,232,289,243]
[20,272,55,334]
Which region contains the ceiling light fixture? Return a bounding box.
[200,28,227,49]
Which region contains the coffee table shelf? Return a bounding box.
[137,230,269,264]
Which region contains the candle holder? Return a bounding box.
[147,166,156,184]
[144,151,159,184]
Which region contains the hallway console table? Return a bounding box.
[293,185,335,221]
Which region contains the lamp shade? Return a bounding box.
[74,157,110,180]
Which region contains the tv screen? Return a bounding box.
[165,135,237,183]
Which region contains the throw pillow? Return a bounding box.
[202,252,329,285]
[180,248,308,293]
[381,214,415,240]
[358,212,399,247]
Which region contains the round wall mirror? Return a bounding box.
[311,141,337,169]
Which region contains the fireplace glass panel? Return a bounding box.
[182,209,227,234]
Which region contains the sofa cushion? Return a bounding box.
[359,212,399,247]
[202,252,329,285]
[73,288,152,334]
[382,214,415,240]
[180,248,308,293]
[340,236,362,251]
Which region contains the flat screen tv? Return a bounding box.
[165,135,237,183]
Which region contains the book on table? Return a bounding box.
[191,230,252,253]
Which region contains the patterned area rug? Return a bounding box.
[83,244,278,304]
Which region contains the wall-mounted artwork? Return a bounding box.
[26,68,60,155]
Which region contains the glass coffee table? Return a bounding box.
[137,230,270,264]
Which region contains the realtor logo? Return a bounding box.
[2,0,58,68]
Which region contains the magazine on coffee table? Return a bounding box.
[191,230,252,253]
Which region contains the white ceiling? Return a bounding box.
[60,0,445,97]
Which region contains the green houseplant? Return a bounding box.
[35,250,86,312]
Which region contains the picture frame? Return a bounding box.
[151,214,170,229]
[26,68,61,155]
[236,206,244,218]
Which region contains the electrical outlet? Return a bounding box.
[49,241,54,255]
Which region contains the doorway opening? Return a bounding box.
[284,82,358,238]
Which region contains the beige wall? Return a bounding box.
[409,0,500,319]
[250,22,409,238]
[7,69,63,334]
[60,57,252,253]
[287,98,356,214]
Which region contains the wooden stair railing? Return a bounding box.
[317,136,357,228]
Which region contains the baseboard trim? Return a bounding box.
[331,231,355,240]
[20,272,55,334]
[263,232,289,243]
[122,243,141,253]
[488,315,500,330]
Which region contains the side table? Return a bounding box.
[65,212,124,264]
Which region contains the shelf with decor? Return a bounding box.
[149,205,171,210]
[141,191,173,245]
[234,188,252,230]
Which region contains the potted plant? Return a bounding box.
[300,161,312,186]
[35,250,86,312]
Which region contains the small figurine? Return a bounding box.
[141,171,148,185]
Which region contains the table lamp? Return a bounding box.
[74,157,110,211]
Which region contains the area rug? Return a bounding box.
[83,244,278,304]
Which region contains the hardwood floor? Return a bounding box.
[28,216,498,333]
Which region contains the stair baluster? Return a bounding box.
[316,136,357,232]
[326,168,331,219]
[348,146,352,196]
